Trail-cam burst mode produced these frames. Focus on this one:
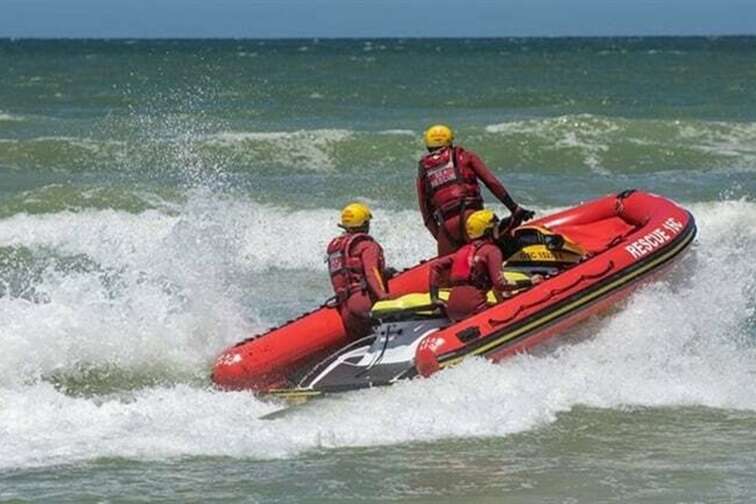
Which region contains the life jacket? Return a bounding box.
[418,147,483,219]
[449,240,489,289]
[326,232,383,302]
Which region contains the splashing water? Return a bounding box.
[0,195,754,469]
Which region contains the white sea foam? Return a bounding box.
[485,114,619,174]
[0,192,436,387]
[0,198,754,469]
[378,129,416,136]
[678,121,756,161]
[0,195,435,274]
[0,136,125,155]
[0,112,24,122]
[0,201,251,387]
[485,115,756,172]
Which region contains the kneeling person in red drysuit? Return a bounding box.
[327,203,391,340]
[428,209,510,322]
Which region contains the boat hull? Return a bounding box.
[212,190,696,393]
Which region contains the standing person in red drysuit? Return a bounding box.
[417,124,535,256]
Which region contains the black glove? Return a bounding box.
[515,206,535,222]
[495,216,514,236]
[429,285,440,305]
[429,286,447,314]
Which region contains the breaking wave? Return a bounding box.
[0,111,24,122]
[0,192,436,391]
[484,114,756,175]
[3,116,756,176]
[0,196,754,469]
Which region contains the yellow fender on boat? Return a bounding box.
[371,270,534,316]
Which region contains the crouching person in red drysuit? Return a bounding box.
[327,202,391,340]
[428,209,511,322]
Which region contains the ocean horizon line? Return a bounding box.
[1,34,755,42]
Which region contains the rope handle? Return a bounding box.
[488,260,614,326]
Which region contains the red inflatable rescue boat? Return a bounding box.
[212,190,696,397]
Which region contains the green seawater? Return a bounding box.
[1,38,755,503]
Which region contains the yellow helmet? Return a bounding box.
[466,209,498,239]
[340,202,372,229]
[423,124,454,149]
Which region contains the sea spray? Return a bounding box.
[0,193,254,389]
[1,199,754,469]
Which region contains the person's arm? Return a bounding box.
[417,176,439,237]
[483,245,508,302]
[428,256,453,302]
[360,242,389,300]
[465,150,520,213]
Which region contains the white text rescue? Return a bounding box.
[625,217,684,260]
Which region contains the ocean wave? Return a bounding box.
[0,204,248,385]
[0,191,503,277]
[0,192,438,388]
[0,111,24,122]
[0,184,174,218]
[205,129,353,172]
[3,117,756,176]
[0,198,754,468]
[0,136,126,171]
[207,129,353,145]
[484,114,756,174]
[202,128,421,172]
[377,129,416,136]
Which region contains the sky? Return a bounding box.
[1,0,755,38]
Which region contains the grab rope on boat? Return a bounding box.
[488,260,615,325]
